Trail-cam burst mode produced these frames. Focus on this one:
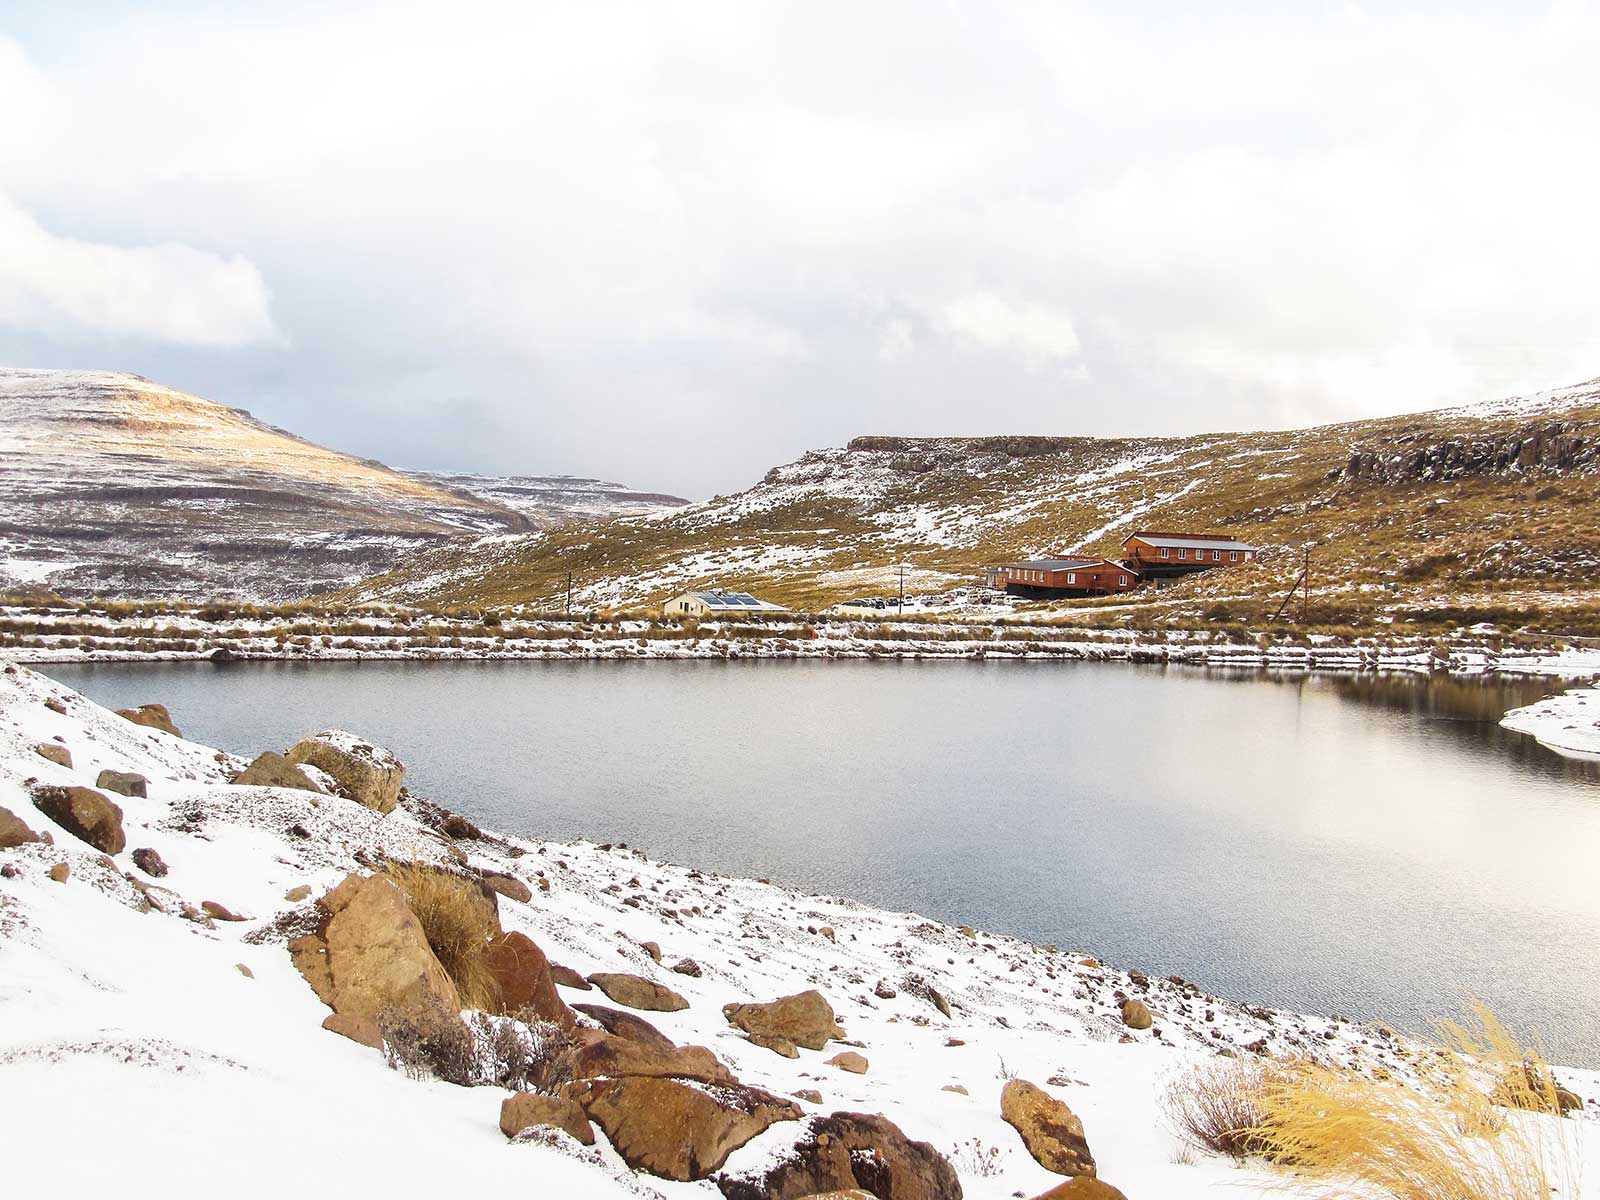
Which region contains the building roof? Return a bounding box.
[1000,557,1133,572]
[1122,533,1260,552]
[684,590,786,611]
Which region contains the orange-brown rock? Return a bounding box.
[1120,998,1152,1030]
[116,703,182,737]
[587,972,689,1012]
[481,931,573,1027]
[570,1029,734,1085]
[827,1051,868,1074]
[714,1110,962,1200]
[0,805,41,849]
[322,1012,383,1048]
[1030,1180,1130,1200]
[35,743,71,768]
[723,990,842,1051]
[550,962,592,990]
[31,785,125,854]
[1002,1080,1096,1177]
[289,933,337,1007]
[285,731,403,813]
[499,1092,596,1145]
[319,873,461,1022]
[571,1076,800,1181]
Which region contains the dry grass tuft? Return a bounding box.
[379,861,502,1011]
[1163,1003,1581,1200]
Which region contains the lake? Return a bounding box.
[46,659,1600,1065]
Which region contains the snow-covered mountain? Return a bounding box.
[409,470,687,524]
[0,369,679,602]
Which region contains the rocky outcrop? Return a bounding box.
[0,805,41,849]
[500,1092,595,1145]
[723,990,842,1051]
[481,931,572,1027]
[715,1111,963,1200]
[116,703,182,737]
[96,770,148,799]
[286,731,404,814]
[232,751,323,792]
[571,1076,800,1181]
[31,785,125,854]
[587,973,689,1012]
[1001,1080,1096,1177]
[1344,420,1597,485]
[314,873,461,1022]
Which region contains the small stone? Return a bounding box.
[942,1084,969,1095]
[944,1037,965,1047]
[202,900,248,922]
[550,962,593,990]
[640,940,662,962]
[874,980,898,999]
[479,871,532,903]
[131,847,168,878]
[284,884,312,902]
[819,926,835,941]
[47,863,70,883]
[670,957,703,977]
[35,743,72,768]
[827,1051,868,1074]
[116,703,182,737]
[794,1089,823,1104]
[236,963,254,978]
[95,770,148,799]
[1120,999,1152,1030]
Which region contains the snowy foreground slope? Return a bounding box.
[1502,684,1600,760]
[1,664,1595,1198]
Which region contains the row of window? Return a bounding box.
[1007,569,1132,587]
[1158,547,1249,562]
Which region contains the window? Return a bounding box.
[1230,550,1239,561]
[1179,547,1188,559]
[1245,551,1254,560]
[1067,572,1077,584]
[1160,547,1170,559]
[1119,574,1129,586]
[1213,549,1221,561]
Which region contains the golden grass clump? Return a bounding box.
[379,861,502,1012]
[1162,1003,1581,1200]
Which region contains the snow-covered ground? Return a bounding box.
[1502,683,1600,760]
[2,662,1597,1198]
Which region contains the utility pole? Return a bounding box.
[898,562,907,615]
[566,571,573,616]
[1301,545,1310,624]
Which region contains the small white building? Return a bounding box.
[663,589,788,618]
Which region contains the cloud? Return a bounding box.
[0,192,278,348]
[936,293,1082,368]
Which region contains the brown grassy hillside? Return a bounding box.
[341,378,1600,632]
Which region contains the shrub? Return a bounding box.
[475,1011,580,1094]
[1161,1057,1279,1159]
[379,861,501,1011]
[379,1002,477,1086]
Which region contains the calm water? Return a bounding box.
[48,659,1600,1064]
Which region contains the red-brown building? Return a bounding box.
[985,557,1141,597]
[1120,531,1259,577]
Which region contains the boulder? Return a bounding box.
[723,990,843,1052]
[1030,1181,1129,1200]
[285,731,404,814]
[202,900,248,922]
[116,703,182,737]
[587,973,689,1012]
[289,933,337,1007]
[571,1076,800,1181]
[35,743,72,768]
[95,770,148,799]
[571,1003,673,1049]
[715,1111,963,1200]
[31,785,125,854]
[500,1092,595,1145]
[48,863,70,883]
[1119,999,1151,1031]
[441,812,481,840]
[550,962,592,990]
[131,847,169,878]
[479,871,532,904]
[0,805,42,849]
[481,931,573,1027]
[1001,1080,1096,1177]
[570,1030,734,1085]
[232,751,323,792]
[640,940,662,962]
[750,1031,799,1058]
[285,884,312,902]
[322,1012,383,1049]
[827,1052,868,1074]
[317,873,462,1022]
[671,957,703,977]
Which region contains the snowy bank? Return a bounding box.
[1502,683,1600,760]
[1,663,1596,1199]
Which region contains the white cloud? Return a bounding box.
[0,192,278,348]
[936,293,1082,367]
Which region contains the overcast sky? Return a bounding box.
[2,2,1598,498]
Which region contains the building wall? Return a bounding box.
[996,563,1139,594]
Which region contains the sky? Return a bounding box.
[2,1,1599,499]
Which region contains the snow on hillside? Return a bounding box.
[411,470,689,524]
[1502,682,1600,760]
[2,663,1597,1198]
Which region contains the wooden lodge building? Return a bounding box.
[983,557,1140,598]
[1120,531,1259,578]
[986,531,1260,597]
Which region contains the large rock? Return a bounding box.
[0,805,42,849]
[481,931,573,1027]
[723,990,843,1052]
[232,751,323,792]
[35,743,72,768]
[570,1030,734,1085]
[571,1003,673,1049]
[96,770,148,799]
[31,785,125,854]
[550,962,592,990]
[479,870,532,903]
[116,703,182,737]
[290,933,337,1007]
[318,873,461,1021]
[1001,1080,1096,1177]
[1030,1181,1129,1200]
[587,972,689,1012]
[571,1076,800,1181]
[715,1111,963,1200]
[500,1092,596,1145]
[285,731,404,814]
[1119,998,1151,1030]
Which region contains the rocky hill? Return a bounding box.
[0,370,679,602]
[341,377,1600,628]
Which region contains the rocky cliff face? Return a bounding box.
[1344,419,1598,485]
